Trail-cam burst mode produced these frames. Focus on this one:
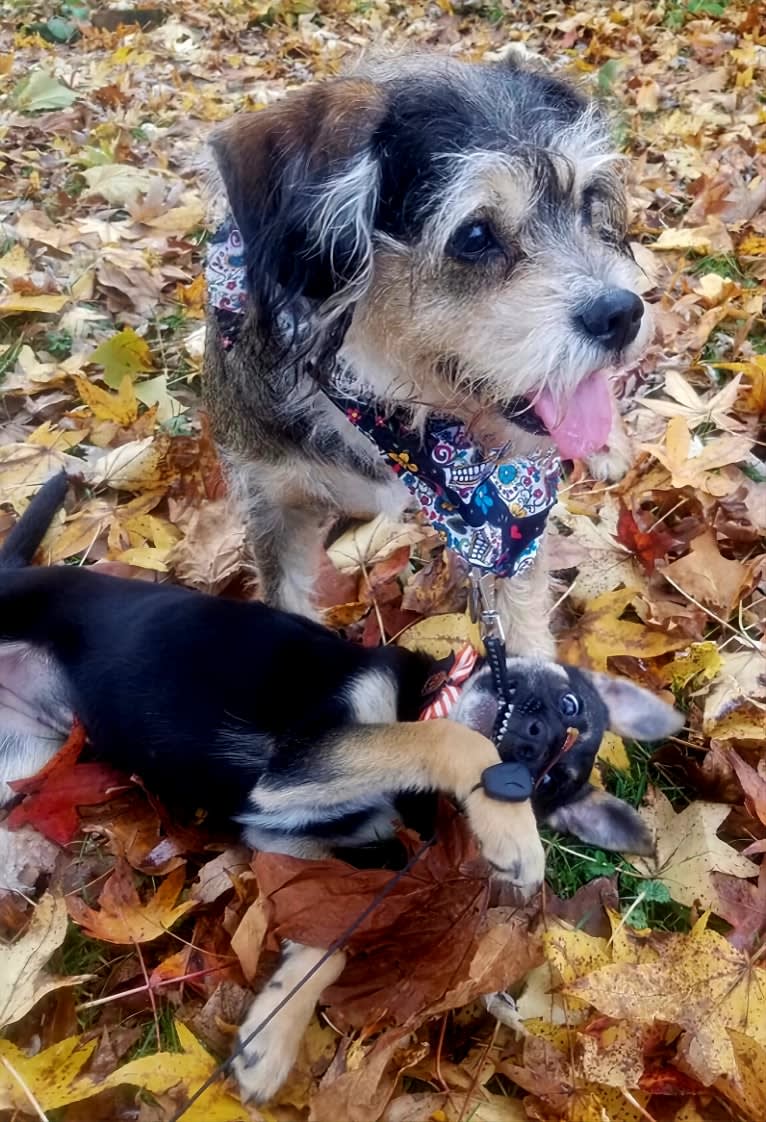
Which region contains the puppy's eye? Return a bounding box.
[559,693,580,717]
[447,220,501,262]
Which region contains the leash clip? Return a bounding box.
[469,567,505,646]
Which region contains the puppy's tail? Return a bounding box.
[0,471,69,568]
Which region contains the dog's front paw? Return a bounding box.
[231,982,304,1104]
[585,440,633,483]
[465,790,544,897]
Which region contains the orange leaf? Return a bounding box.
[67,861,196,944]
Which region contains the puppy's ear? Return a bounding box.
[209,79,386,324]
[583,671,683,742]
[544,785,653,855]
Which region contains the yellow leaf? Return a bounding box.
[0,291,69,315]
[659,641,723,691]
[0,443,79,513]
[90,327,153,389]
[566,925,766,1084]
[641,416,753,497]
[716,1031,766,1122]
[27,421,86,452]
[0,895,92,1030]
[653,226,713,253]
[0,243,31,278]
[74,373,139,425]
[597,731,630,772]
[85,435,174,493]
[143,200,205,234]
[559,587,688,672]
[398,611,481,661]
[99,1020,249,1121]
[622,787,758,914]
[42,500,113,563]
[738,233,766,256]
[0,1035,97,1112]
[116,545,170,571]
[702,651,766,741]
[328,513,431,575]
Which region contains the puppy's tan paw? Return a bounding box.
[466,791,544,897]
[231,984,302,1105]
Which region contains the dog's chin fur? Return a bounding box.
[203,49,652,646]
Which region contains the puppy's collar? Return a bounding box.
[206,216,561,579]
[418,643,479,721]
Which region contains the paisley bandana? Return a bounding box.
[205,217,561,579]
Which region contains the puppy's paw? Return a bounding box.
[585,440,633,483]
[231,983,303,1105]
[466,791,544,897]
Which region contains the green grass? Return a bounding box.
[126,1002,181,1061]
[690,253,758,286]
[543,740,693,933]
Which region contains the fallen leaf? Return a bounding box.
[616,502,679,575]
[0,1034,97,1112]
[190,847,252,905]
[230,897,269,983]
[712,864,766,951]
[168,497,245,594]
[0,443,80,512]
[567,920,766,1084]
[703,651,766,741]
[83,164,161,206]
[0,894,92,1029]
[0,291,69,315]
[397,611,481,660]
[10,69,76,111]
[641,417,754,497]
[328,513,432,575]
[559,587,688,672]
[90,327,153,388]
[74,373,140,425]
[661,530,761,617]
[68,861,197,944]
[84,435,174,492]
[659,641,723,691]
[97,1021,248,1121]
[623,787,758,914]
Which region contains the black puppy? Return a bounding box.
[0,475,680,1101]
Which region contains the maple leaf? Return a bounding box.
[615,502,678,574]
[640,370,746,431]
[98,1021,249,1121]
[8,720,128,845]
[641,416,754,497]
[0,894,92,1030]
[703,651,766,741]
[566,918,766,1085]
[90,326,153,387]
[0,1034,97,1113]
[622,787,758,914]
[558,587,689,672]
[712,864,766,952]
[67,860,197,943]
[661,528,762,617]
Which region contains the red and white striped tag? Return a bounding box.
[418,643,479,721]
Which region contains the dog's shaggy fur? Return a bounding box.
[203,51,652,653]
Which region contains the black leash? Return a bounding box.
[470,569,535,804]
[168,836,433,1122]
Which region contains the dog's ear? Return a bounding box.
[582,671,683,741]
[544,785,653,855]
[209,79,386,326]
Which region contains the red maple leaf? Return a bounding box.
[8,720,130,846]
[616,502,679,574]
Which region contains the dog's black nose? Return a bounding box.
[523,717,545,741]
[577,289,644,351]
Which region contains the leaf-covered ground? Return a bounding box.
[0,1,765,1120]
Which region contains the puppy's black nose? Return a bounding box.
[577,289,644,351]
[523,717,545,741]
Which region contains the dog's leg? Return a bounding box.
[232,940,346,1104]
[253,720,545,890]
[585,396,633,483]
[254,503,331,618]
[496,550,556,660]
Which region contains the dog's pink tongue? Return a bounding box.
[533,371,613,459]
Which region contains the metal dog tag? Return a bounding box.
[481,761,534,802]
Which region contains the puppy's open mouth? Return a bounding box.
[503,370,613,460]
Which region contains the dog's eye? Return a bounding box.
[447,220,501,262]
[559,693,580,717]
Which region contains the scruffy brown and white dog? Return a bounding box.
[203,51,651,654]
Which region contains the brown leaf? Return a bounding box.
[661,530,761,617]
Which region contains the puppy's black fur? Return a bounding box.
[0,475,676,859]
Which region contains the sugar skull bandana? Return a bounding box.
[206,217,561,579]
